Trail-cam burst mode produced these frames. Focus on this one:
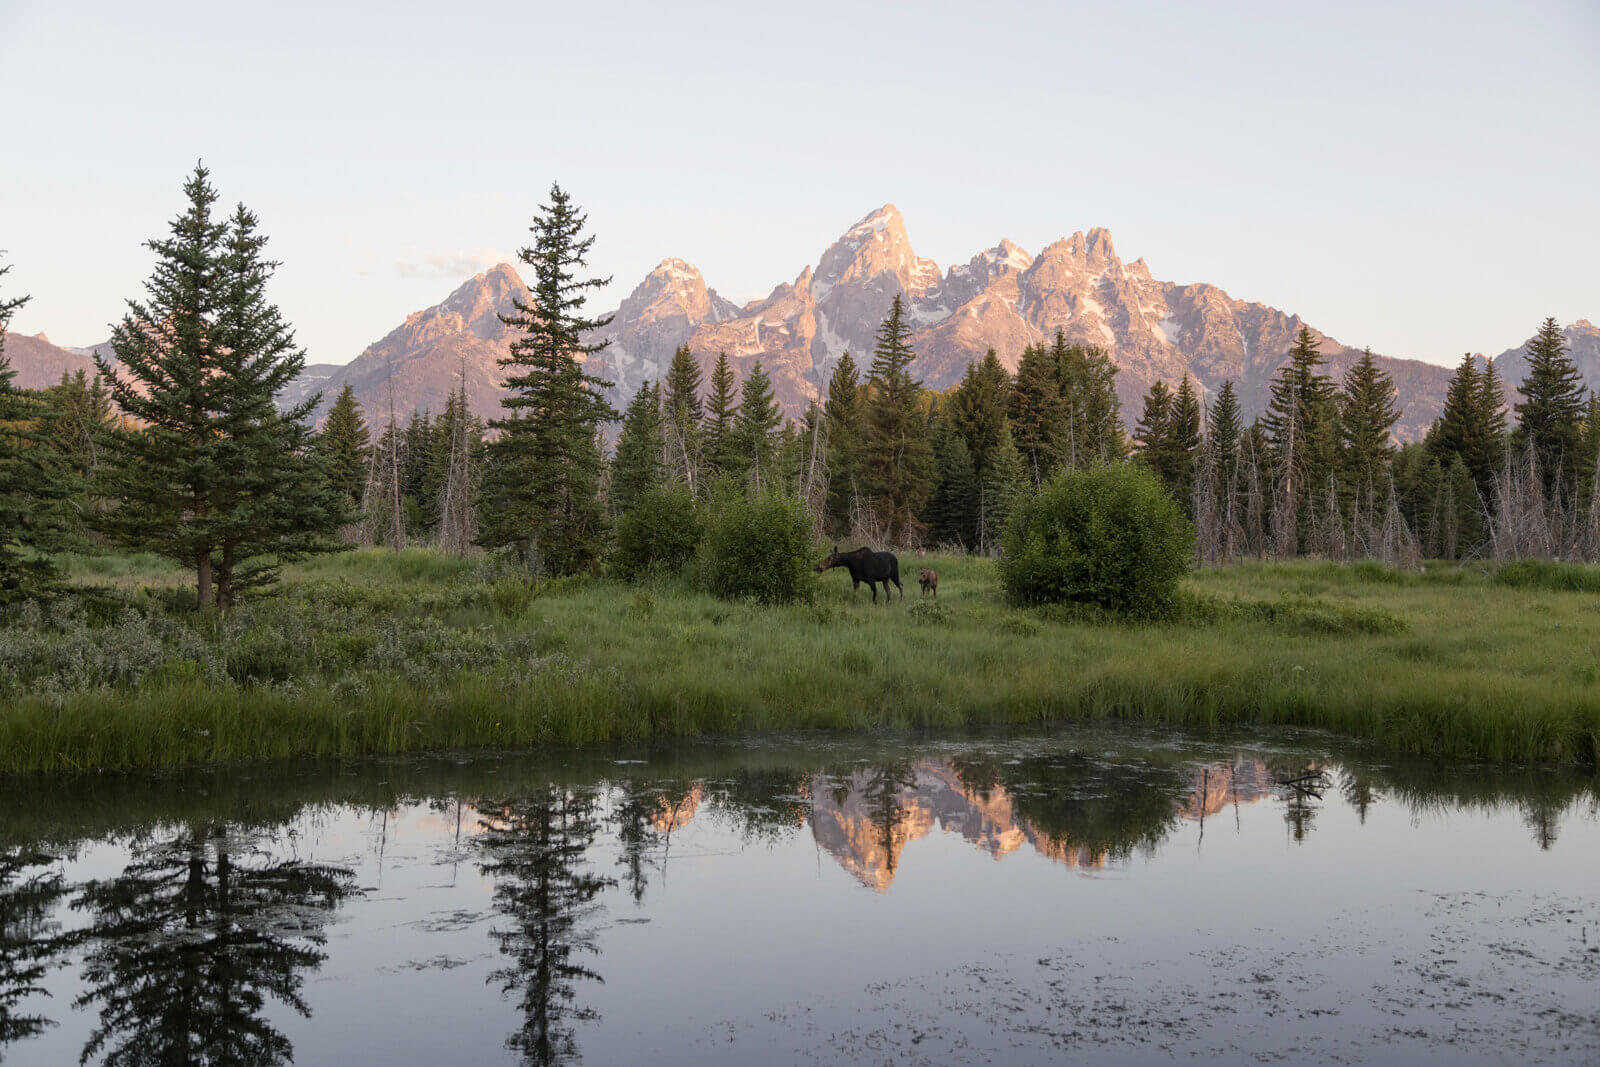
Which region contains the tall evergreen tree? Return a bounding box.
[205,203,346,607]
[37,369,115,541]
[702,351,738,480]
[732,359,782,485]
[94,165,229,608]
[1167,375,1203,508]
[476,183,618,573]
[861,295,935,542]
[1208,379,1243,488]
[1513,317,1585,500]
[610,380,665,515]
[926,408,978,548]
[97,167,343,609]
[977,420,1025,555]
[1428,353,1482,471]
[1477,357,1508,491]
[661,344,702,491]
[1340,347,1400,505]
[1133,379,1173,468]
[0,260,76,600]
[1260,326,1341,548]
[1009,342,1066,485]
[319,383,369,509]
[1055,335,1125,465]
[822,352,864,535]
[947,349,1010,479]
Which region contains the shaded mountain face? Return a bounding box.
[1,332,98,389]
[16,208,1589,442]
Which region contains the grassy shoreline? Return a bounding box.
[3,550,1600,774]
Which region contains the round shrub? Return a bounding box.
[999,463,1193,616]
[697,490,817,605]
[612,484,703,581]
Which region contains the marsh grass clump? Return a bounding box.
[1493,559,1600,593]
[1001,464,1194,617]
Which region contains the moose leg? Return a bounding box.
[852,577,860,596]
[868,581,878,603]
[892,576,903,599]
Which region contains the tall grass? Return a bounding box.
[4,551,1600,773]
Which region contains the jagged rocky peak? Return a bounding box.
[621,258,740,324]
[419,262,528,341]
[812,204,938,302]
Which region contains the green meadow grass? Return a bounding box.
[4,549,1600,774]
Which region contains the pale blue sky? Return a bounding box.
[2,0,1596,366]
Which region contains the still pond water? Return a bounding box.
[2,726,1597,1066]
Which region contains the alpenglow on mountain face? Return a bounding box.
[28,206,1597,440]
[263,204,1457,440]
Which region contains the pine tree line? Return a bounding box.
[5,170,1596,610]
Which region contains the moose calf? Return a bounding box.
[918,568,938,597]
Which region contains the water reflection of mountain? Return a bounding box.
[805,758,1281,891]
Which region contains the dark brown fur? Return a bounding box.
[817,545,902,603]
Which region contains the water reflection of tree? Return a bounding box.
[861,763,920,879]
[478,788,615,1066]
[1,848,72,1058]
[993,757,1185,863]
[70,826,355,1067]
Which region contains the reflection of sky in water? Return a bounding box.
[7,727,1599,1066]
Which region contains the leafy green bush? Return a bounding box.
[612,484,703,581]
[697,490,817,605]
[1000,463,1194,616]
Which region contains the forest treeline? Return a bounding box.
[1,167,1594,609]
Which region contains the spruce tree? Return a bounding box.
[1513,317,1585,500]
[1428,353,1482,472]
[97,167,343,609]
[1340,347,1400,506]
[319,383,370,509]
[1476,357,1508,492]
[823,352,864,535]
[94,165,229,608]
[1167,375,1203,508]
[1260,325,1341,549]
[0,260,76,600]
[1208,379,1243,489]
[204,202,346,607]
[732,359,782,485]
[702,350,738,480]
[476,183,618,573]
[1133,379,1173,472]
[861,295,935,542]
[662,344,703,491]
[1055,335,1125,465]
[948,349,1010,479]
[610,380,665,515]
[926,408,978,548]
[978,420,1025,555]
[1009,342,1066,485]
[39,369,114,532]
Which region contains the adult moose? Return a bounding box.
[817,545,903,603]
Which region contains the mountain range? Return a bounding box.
[8,205,1597,443]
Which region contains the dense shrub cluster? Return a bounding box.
[1000,464,1194,616]
[696,490,817,605]
[612,485,703,580]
